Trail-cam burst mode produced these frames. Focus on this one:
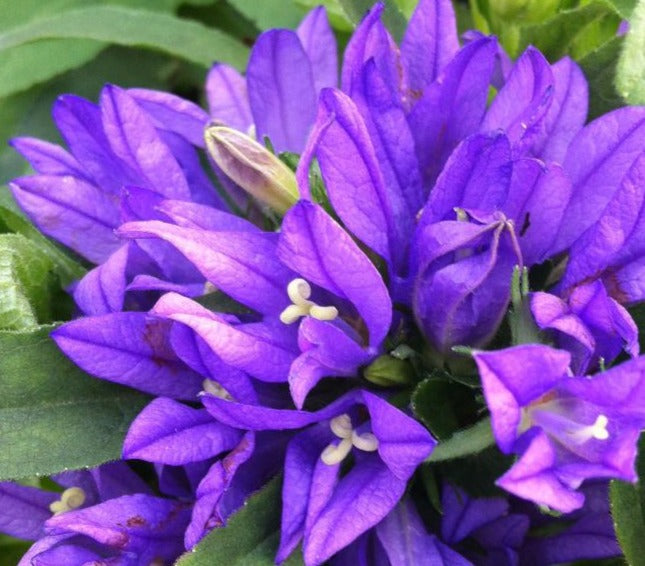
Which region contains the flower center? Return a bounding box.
[49,487,86,515]
[320,413,379,465]
[279,278,338,324]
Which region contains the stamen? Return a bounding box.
[280,278,338,324]
[49,487,86,515]
[590,414,610,440]
[202,379,233,400]
[321,437,353,465]
[351,431,379,452]
[330,414,353,439]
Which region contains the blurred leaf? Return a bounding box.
[228,0,306,29]
[518,1,620,60]
[337,0,408,41]
[578,35,627,119]
[0,325,149,481]
[610,433,645,566]
[176,475,304,565]
[427,417,495,462]
[295,0,356,30]
[0,234,55,330]
[0,534,30,566]
[604,0,638,18]
[0,6,249,73]
[616,0,645,104]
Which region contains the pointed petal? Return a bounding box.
[100,85,191,200]
[157,199,259,232]
[9,175,120,264]
[401,0,459,91]
[278,201,392,346]
[10,137,87,178]
[297,7,338,92]
[247,30,317,153]
[206,64,253,132]
[473,345,571,452]
[123,398,241,465]
[52,312,203,399]
[0,482,57,540]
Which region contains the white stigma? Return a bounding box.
[279,278,338,324]
[320,413,379,466]
[590,414,610,440]
[202,379,233,400]
[49,487,86,515]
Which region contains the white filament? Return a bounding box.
[320,414,379,466]
[279,278,338,324]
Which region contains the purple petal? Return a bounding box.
[156,198,259,232]
[377,499,471,566]
[45,494,191,562]
[89,461,152,500]
[297,7,338,92]
[277,424,334,562]
[73,244,129,315]
[481,47,554,151]
[363,391,435,480]
[52,312,203,399]
[52,94,136,193]
[409,38,498,189]
[10,137,87,178]
[473,345,571,452]
[9,175,120,264]
[20,533,123,566]
[206,64,253,132]
[531,57,588,162]
[127,88,209,147]
[100,85,191,200]
[123,397,241,465]
[556,106,645,250]
[304,457,406,565]
[496,431,585,512]
[278,201,392,346]
[401,0,459,91]
[247,30,317,153]
[0,482,57,540]
[152,292,297,382]
[118,220,293,315]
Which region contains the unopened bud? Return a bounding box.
[205,126,298,214]
[364,355,414,387]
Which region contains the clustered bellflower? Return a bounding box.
[3,0,645,564]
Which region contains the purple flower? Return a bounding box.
[474,344,645,511]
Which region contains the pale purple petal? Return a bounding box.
[206,64,253,132]
[10,137,87,178]
[401,0,459,91]
[123,397,241,465]
[52,312,203,399]
[297,6,338,92]
[9,175,120,264]
[0,482,57,540]
[127,88,209,147]
[247,30,317,153]
[278,201,392,346]
[118,220,293,315]
[100,85,191,200]
[156,199,259,232]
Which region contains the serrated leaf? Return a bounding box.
[176,475,304,566]
[337,0,408,41]
[426,417,495,462]
[0,234,55,330]
[578,35,627,119]
[0,6,249,71]
[616,0,645,104]
[610,434,645,566]
[0,325,149,480]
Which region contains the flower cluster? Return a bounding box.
[3,1,645,564]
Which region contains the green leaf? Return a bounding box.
[578,35,627,119]
[337,0,408,41]
[0,6,249,71]
[517,1,621,60]
[0,234,55,330]
[604,0,638,18]
[228,0,307,30]
[295,0,355,31]
[426,417,495,462]
[0,325,149,480]
[616,0,645,104]
[176,475,304,565]
[610,433,645,566]
[0,534,30,566]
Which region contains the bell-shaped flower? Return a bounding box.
[473,344,645,512]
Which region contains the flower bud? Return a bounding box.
[364,354,414,387]
[205,126,298,214]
